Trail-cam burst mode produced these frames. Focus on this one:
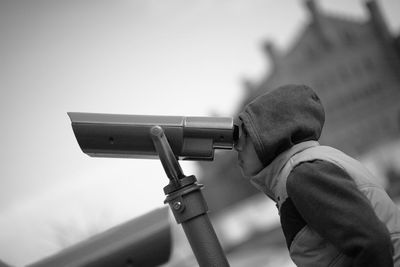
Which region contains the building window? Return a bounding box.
[338,65,350,82]
[305,46,317,61]
[352,62,362,77]
[398,110,400,132]
[363,57,374,71]
[342,30,355,45]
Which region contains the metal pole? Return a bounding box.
[151,126,230,267]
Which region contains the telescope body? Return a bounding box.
[68,112,238,160]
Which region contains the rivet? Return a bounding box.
[172,201,182,210]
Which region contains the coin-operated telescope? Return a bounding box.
[68,112,238,267]
[68,112,237,160]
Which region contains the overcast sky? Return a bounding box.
[1,0,399,266]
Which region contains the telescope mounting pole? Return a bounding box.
[150,126,230,267]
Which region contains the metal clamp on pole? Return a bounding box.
[150,126,230,267]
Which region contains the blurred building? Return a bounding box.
[197,0,400,266]
[251,0,400,157]
[0,260,13,267]
[28,207,171,267]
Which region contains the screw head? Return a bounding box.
[172,201,182,210]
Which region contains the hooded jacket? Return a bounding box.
[239,84,325,167]
[238,85,398,266]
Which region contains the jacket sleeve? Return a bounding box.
[286,160,393,267]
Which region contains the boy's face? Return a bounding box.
[234,122,264,178]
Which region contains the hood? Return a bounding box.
[238,84,325,166]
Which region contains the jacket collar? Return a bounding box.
[249,141,320,201]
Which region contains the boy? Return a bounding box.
[234,84,400,266]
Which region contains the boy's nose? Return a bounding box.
[234,139,243,152]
